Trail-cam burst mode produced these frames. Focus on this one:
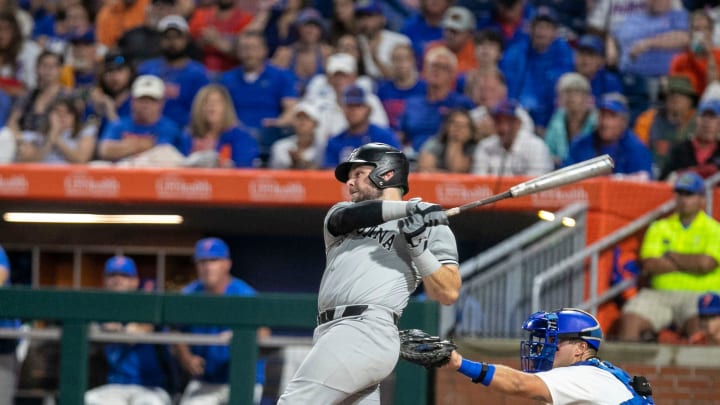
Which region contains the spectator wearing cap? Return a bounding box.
[175,237,269,405]
[634,75,698,174]
[377,44,426,133]
[218,31,298,133]
[425,6,478,74]
[85,255,174,405]
[65,30,104,89]
[86,51,135,132]
[500,7,574,133]
[188,0,252,74]
[661,99,720,180]
[573,34,623,106]
[400,0,452,67]
[322,85,401,168]
[269,100,321,169]
[564,93,653,178]
[270,8,333,97]
[138,15,210,128]
[531,0,587,41]
[477,0,534,50]
[180,84,259,168]
[670,10,720,95]
[400,46,474,153]
[471,98,552,176]
[98,74,183,162]
[693,293,720,344]
[354,0,411,79]
[303,52,389,144]
[544,72,598,166]
[96,0,152,47]
[618,171,720,342]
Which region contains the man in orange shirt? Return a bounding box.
[96,0,152,47]
[189,0,253,74]
[425,6,477,74]
[669,10,720,95]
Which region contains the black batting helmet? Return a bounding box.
[334,143,409,195]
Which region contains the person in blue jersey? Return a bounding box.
[400,46,474,153]
[573,34,623,106]
[217,31,298,134]
[85,256,173,405]
[181,84,259,168]
[175,238,269,405]
[446,308,655,405]
[323,85,401,168]
[85,51,135,134]
[0,245,20,405]
[400,0,451,67]
[376,43,426,133]
[138,15,210,128]
[564,93,653,179]
[98,74,183,162]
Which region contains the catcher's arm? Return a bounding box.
[448,352,551,402]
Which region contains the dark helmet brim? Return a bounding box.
[334,160,376,183]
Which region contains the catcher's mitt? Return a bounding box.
[399,329,456,369]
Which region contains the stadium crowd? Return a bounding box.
[2,0,720,403]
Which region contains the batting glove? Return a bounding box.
[406,198,449,227]
[401,214,442,277]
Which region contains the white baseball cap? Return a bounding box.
[326,53,356,75]
[158,15,189,34]
[441,6,475,32]
[132,75,165,99]
[294,101,321,122]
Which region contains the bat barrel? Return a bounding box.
[509,155,614,198]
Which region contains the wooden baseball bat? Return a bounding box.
[445,155,615,217]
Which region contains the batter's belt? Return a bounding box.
[317,305,400,325]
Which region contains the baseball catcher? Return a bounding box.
[399,329,456,369]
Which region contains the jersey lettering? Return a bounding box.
[356,226,396,251]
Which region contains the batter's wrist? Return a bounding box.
[381,201,410,221]
[413,249,441,277]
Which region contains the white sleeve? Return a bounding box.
[471,141,491,175]
[586,0,610,31]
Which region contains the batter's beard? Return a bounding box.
[351,186,382,203]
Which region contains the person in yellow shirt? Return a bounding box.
[618,171,720,341]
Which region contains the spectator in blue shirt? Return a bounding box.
[500,7,574,133]
[400,0,451,67]
[218,31,298,134]
[85,51,135,135]
[181,84,259,168]
[85,256,173,405]
[564,93,653,179]
[573,34,623,106]
[377,43,427,133]
[478,0,534,50]
[323,85,401,167]
[175,238,269,405]
[400,46,474,153]
[0,245,19,405]
[98,75,183,162]
[138,15,210,129]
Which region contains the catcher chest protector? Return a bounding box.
[574,359,655,405]
[334,143,410,195]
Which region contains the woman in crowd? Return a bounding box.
[181,84,259,168]
[0,11,41,95]
[417,108,479,173]
[7,50,69,136]
[16,96,97,163]
[329,0,356,44]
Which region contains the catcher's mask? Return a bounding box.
[334,142,409,195]
[520,308,603,372]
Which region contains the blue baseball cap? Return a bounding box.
[698,293,720,316]
[491,99,521,119]
[342,85,368,106]
[105,256,137,277]
[194,237,230,260]
[674,171,705,195]
[577,34,604,55]
[354,0,381,15]
[532,6,558,25]
[599,93,629,115]
[295,8,325,27]
[698,99,720,116]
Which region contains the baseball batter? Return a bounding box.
[278,143,461,404]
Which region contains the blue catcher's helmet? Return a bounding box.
[520,308,603,373]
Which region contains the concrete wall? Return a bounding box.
[435,338,720,405]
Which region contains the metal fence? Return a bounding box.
[446,202,588,338]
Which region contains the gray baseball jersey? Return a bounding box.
[278,201,459,404]
[319,201,459,315]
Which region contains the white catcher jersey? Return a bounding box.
[318,201,459,314]
[536,365,635,404]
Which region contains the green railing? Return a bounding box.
[0,287,438,404]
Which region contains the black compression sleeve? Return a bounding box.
[327,200,385,236]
